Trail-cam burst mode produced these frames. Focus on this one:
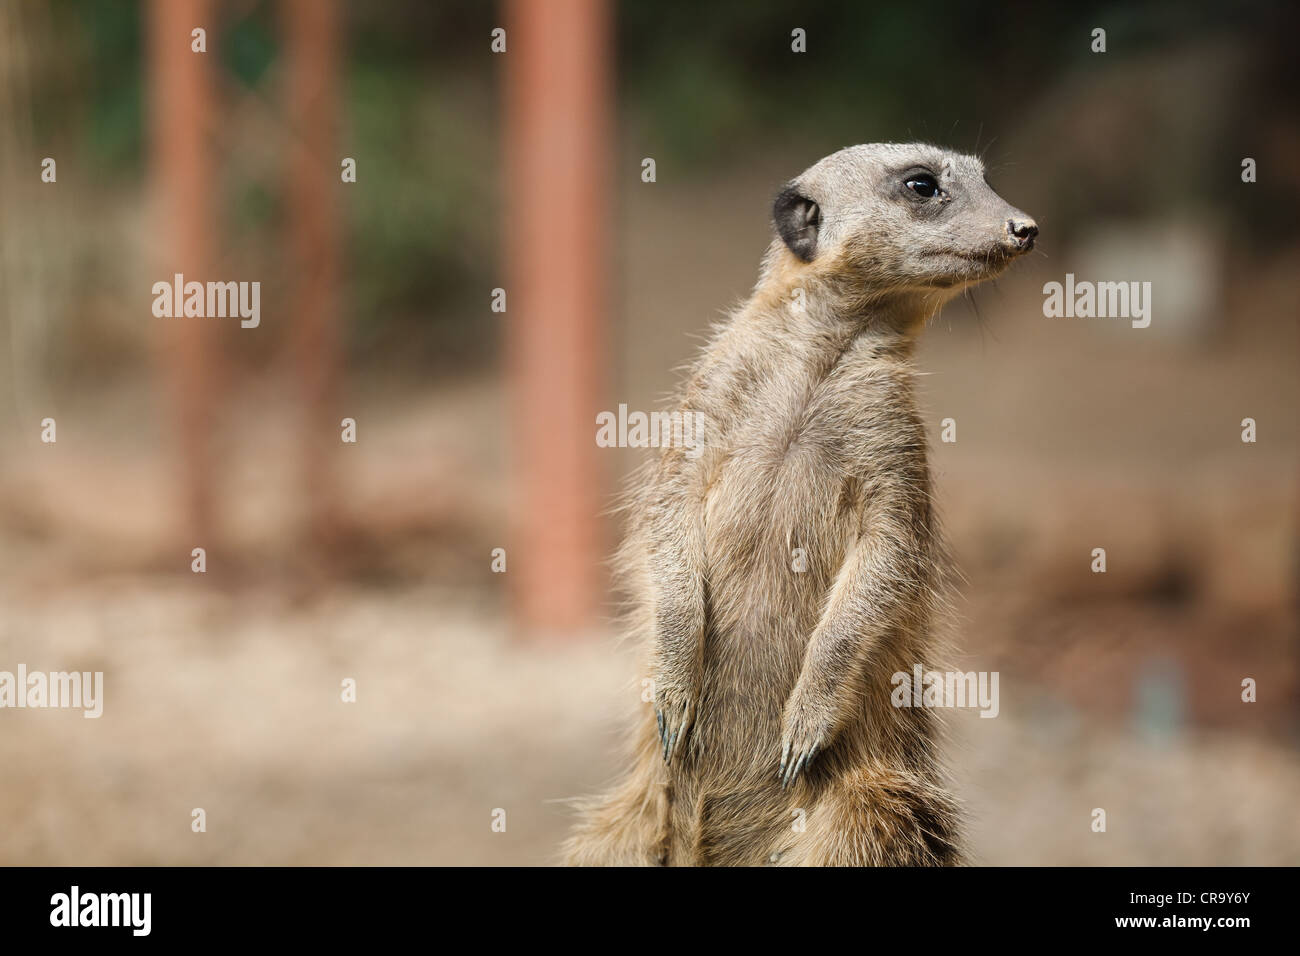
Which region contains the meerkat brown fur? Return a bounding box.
[564,143,1038,866]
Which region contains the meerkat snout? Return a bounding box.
[1006,216,1039,252]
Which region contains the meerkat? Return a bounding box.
[564,143,1037,866]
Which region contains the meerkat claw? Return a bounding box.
[784,754,800,788]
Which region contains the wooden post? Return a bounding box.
[505,0,611,638]
[284,0,343,554]
[150,0,218,551]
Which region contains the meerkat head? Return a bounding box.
[772,143,1037,298]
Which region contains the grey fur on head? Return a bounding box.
[772,142,1036,293]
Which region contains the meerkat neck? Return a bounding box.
[851,289,951,341]
[754,241,954,345]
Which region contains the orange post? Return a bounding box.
[284,0,344,552]
[505,0,611,638]
[150,0,218,550]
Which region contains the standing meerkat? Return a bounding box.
[565,143,1037,866]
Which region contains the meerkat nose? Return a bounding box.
[1006,217,1039,251]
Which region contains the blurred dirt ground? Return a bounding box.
[2,574,1298,866]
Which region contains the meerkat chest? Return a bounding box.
[698,365,882,579]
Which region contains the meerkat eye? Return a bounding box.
[905,174,940,198]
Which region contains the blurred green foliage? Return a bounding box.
[26,0,1300,372]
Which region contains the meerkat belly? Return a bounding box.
[697,419,859,756]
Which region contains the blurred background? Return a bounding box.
[0,0,1296,865]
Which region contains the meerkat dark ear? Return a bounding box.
[773,186,820,262]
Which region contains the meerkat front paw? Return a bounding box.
[653,674,697,765]
[779,688,837,788]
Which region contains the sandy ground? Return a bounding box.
[2,573,1297,865]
